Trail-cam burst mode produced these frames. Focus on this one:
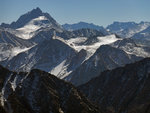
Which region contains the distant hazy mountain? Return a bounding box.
[62,22,109,35]
[132,26,150,41]
[107,21,150,38]
[79,58,150,113]
[111,38,150,57]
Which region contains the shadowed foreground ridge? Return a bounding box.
[0,65,102,113]
[79,58,150,113]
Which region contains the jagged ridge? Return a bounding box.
[0,65,102,113]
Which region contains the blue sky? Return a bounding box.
[0,0,150,27]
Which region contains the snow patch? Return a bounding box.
[11,46,33,56]
[1,73,13,106]
[50,60,66,75]
[16,16,49,39]
[121,45,150,57]
[66,34,122,58]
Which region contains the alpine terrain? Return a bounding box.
[0,65,102,113]
[79,58,150,113]
[0,7,150,113]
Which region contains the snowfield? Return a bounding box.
[16,16,49,39]
[0,46,34,62]
[12,46,34,56]
[66,34,122,58]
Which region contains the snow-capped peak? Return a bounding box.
[107,21,150,38]
[16,16,49,39]
[1,7,62,39]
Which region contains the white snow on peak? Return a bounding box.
[54,34,122,61]
[53,34,121,60]
[97,34,121,45]
[11,46,34,56]
[16,16,49,39]
[66,34,122,58]
[125,23,150,38]
[0,45,35,62]
[1,73,13,106]
[119,43,150,57]
[66,37,88,45]
[50,60,67,76]
[32,16,48,21]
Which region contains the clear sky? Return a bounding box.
[0,0,150,27]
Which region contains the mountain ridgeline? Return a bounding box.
[0,65,102,113]
[107,21,150,39]
[0,7,150,82]
[0,7,150,113]
[0,58,150,113]
[79,58,150,113]
[1,7,61,29]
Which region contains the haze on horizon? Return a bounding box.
[0,0,150,27]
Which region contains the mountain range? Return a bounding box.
[63,21,150,41]
[62,22,109,35]
[0,7,150,113]
[1,7,150,83]
[107,21,150,39]
[0,58,150,113]
[1,7,150,85]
